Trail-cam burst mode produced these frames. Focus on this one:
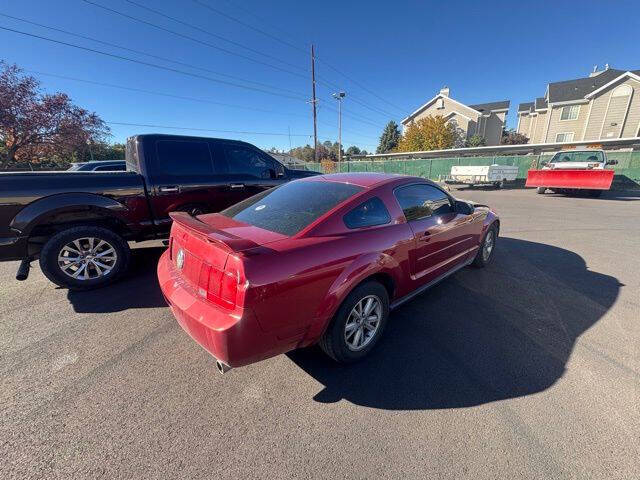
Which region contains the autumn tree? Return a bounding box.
[376,120,400,153]
[465,134,486,147]
[501,129,529,145]
[396,115,456,152]
[0,62,109,169]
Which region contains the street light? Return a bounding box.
[332,91,346,164]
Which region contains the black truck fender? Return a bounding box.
[10,192,131,237]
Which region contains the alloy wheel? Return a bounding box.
[57,237,118,281]
[344,295,382,351]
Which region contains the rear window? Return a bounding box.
[220,181,363,236]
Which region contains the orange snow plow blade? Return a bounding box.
[525,170,614,190]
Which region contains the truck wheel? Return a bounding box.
[472,224,498,268]
[536,187,546,194]
[319,281,389,364]
[39,226,131,290]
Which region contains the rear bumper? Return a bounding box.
[157,250,282,368]
[0,235,29,261]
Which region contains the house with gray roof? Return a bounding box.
[402,87,510,146]
[517,65,640,143]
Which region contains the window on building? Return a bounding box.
[555,132,575,142]
[560,105,580,121]
[437,98,445,109]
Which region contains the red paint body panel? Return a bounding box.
[525,169,614,190]
[158,173,500,368]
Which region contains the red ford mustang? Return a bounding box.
[158,173,499,373]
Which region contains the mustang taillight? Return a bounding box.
[196,260,242,309]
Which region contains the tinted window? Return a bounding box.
[225,146,276,178]
[394,184,452,221]
[221,181,363,236]
[94,164,125,171]
[156,141,214,175]
[343,197,391,229]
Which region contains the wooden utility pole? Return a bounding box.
[310,44,318,161]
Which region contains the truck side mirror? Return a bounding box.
[606,159,618,166]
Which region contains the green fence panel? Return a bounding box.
[306,151,640,188]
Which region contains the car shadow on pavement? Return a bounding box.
[288,237,622,410]
[67,246,167,313]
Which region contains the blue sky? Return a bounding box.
[1,0,639,152]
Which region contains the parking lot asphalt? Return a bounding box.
[1,188,639,480]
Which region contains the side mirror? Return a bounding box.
[606,159,618,166]
[454,200,474,215]
[540,161,548,167]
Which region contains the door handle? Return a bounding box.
[229,183,245,189]
[158,186,180,193]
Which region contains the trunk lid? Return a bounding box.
[168,212,287,307]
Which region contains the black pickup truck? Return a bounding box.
[0,134,318,289]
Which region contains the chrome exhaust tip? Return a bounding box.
[215,359,232,374]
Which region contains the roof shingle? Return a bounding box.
[468,100,510,112]
[547,69,640,102]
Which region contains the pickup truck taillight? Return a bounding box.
[196,256,243,309]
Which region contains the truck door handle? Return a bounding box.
[158,186,180,193]
[229,183,245,189]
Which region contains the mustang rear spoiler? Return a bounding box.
[169,212,260,252]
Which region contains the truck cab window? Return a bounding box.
[224,146,281,179]
[156,141,214,175]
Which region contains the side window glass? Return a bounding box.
[343,197,391,229]
[225,146,276,179]
[394,184,452,221]
[156,141,214,175]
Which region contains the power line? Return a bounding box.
[125,0,308,74]
[80,0,309,81]
[27,70,310,118]
[192,0,408,117]
[0,25,309,101]
[106,121,311,137]
[191,0,306,55]
[0,13,307,97]
[316,56,409,115]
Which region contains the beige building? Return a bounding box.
[401,87,509,146]
[517,66,640,143]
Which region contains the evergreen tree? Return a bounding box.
[376,121,401,153]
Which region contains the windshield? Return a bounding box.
[220,180,363,236]
[550,151,604,163]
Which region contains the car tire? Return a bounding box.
[39,226,131,290]
[472,224,498,268]
[319,281,389,364]
[536,187,546,194]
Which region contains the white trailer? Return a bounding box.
[448,164,519,188]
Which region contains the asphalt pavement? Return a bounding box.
[1,188,639,479]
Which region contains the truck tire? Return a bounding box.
[536,187,546,194]
[319,281,389,364]
[39,226,131,290]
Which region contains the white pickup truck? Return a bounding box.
[448,164,519,188]
[529,149,618,197]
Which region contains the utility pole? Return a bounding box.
[332,91,346,164]
[310,45,318,161]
